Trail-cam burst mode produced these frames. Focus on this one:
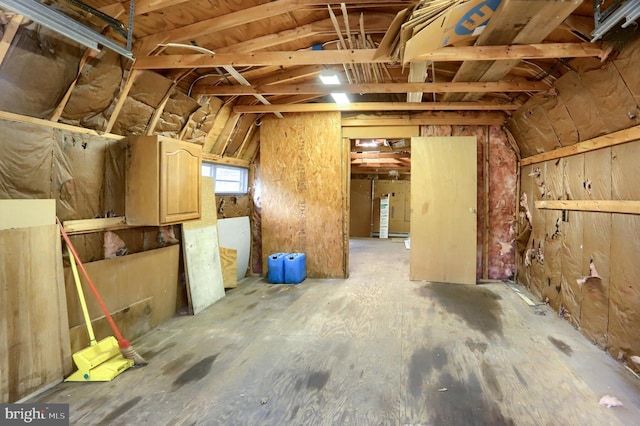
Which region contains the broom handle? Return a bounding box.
[57,218,126,343]
[67,244,97,345]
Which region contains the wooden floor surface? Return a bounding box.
[33,238,640,425]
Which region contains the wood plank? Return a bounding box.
[0,225,70,402]
[62,217,133,235]
[0,111,123,140]
[0,200,55,230]
[521,125,640,165]
[535,200,640,215]
[0,14,22,66]
[194,80,548,96]
[219,247,238,289]
[182,177,225,315]
[134,44,603,69]
[341,111,506,126]
[234,102,518,113]
[145,84,177,135]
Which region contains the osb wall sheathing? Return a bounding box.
[251,154,263,274]
[508,36,640,157]
[516,141,640,365]
[421,125,517,280]
[350,179,373,238]
[0,23,82,118]
[260,112,347,278]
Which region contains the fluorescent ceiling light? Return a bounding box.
[319,72,340,85]
[330,92,350,104]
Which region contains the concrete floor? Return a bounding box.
[34,238,640,425]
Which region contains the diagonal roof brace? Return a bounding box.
[0,0,134,58]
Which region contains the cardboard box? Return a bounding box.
[404,0,502,63]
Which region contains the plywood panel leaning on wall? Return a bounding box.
[0,200,71,402]
[350,179,372,238]
[260,112,347,278]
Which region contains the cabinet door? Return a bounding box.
[160,139,202,224]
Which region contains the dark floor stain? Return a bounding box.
[418,283,504,338]
[481,361,502,400]
[307,371,330,391]
[408,346,448,398]
[548,336,573,356]
[512,365,528,387]
[162,352,195,375]
[360,370,364,379]
[294,377,304,391]
[428,372,515,426]
[349,363,355,370]
[96,396,142,425]
[465,339,488,354]
[243,289,258,295]
[172,354,219,390]
[244,302,258,311]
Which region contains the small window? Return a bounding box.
[202,162,249,195]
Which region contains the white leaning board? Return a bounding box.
[217,216,251,281]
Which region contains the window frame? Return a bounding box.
[202,162,249,195]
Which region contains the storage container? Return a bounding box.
[284,253,306,284]
[267,253,287,283]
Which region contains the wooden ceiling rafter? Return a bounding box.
[192,80,549,96]
[234,101,519,113]
[134,43,604,69]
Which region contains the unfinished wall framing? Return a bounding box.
[260,112,348,278]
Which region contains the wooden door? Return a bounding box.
[410,136,477,284]
[160,138,202,224]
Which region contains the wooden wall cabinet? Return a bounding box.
[126,135,202,226]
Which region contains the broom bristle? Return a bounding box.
[120,345,148,366]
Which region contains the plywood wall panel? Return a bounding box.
[261,112,346,278]
[0,225,70,402]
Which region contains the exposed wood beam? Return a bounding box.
[134,44,604,69]
[535,200,640,215]
[135,0,301,55]
[194,80,548,96]
[202,153,250,168]
[145,84,176,135]
[343,125,419,139]
[351,152,410,159]
[105,69,141,134]
[342,111,506,126]
[50,49,95,122]
[520,125,640,166]
[234,102,518,113]
[63,217,132,235]
[215,14,393,54]
[130,0,192,15]
[0,111,123,140]
[0,14,23,66]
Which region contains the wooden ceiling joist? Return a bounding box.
[341,111,506,126]
[193,80,548,96]
[134,43,603,69]
[234,102,518,113]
